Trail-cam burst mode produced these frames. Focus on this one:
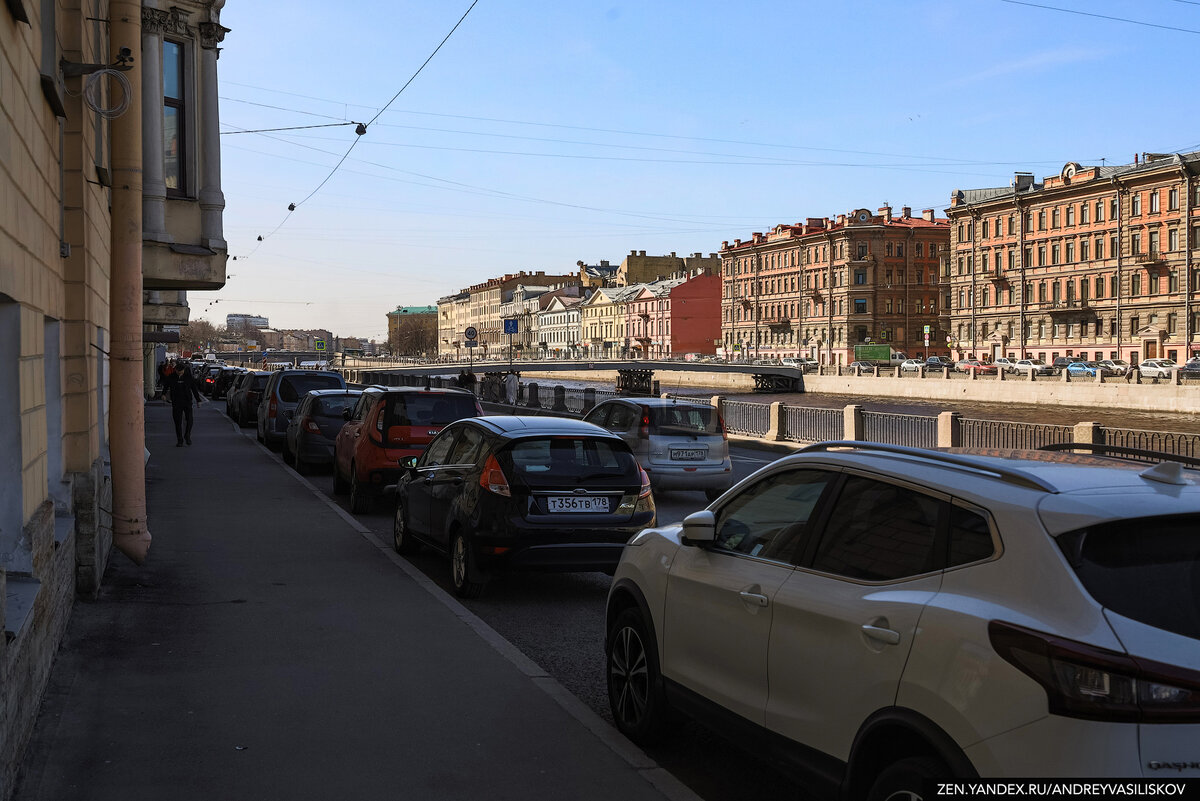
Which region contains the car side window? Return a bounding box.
[606,404,637,433]
[949,504,995,567]
[810,476,942,581]
[712,469,836,564]
[446,427,485,466]
[584,405,610,428]
[419,430,458,468]
[352,394,373,421]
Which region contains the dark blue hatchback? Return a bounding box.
[283,388,362,474]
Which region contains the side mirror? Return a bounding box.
[680,510,716,545]
[399,455,419,472]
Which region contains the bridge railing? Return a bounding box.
[960,418,1073,449]
[722,401,770,436]
[862,411,939,448]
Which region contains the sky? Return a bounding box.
[193,0,1200,342]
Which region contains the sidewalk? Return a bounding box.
[13,401,696,801]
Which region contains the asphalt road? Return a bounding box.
[265,423,810,801]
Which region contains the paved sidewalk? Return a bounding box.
[14,401,695,801]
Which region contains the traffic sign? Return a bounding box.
[464,326,478,340]
[503,319,518,335]
[923,325,931,334]
[314,339,326,351]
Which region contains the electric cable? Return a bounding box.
[83,68,132,119]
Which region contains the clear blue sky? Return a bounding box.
[194,0,1200,341]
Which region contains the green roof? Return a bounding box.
[388,305,437,316]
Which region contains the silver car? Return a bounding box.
[583,398,733,501]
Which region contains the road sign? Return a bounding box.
[503,319,518,335]
[923,325,931,334]
[464,326,478,340]
[314,339,326,351]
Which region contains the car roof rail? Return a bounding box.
[1039,442,1200,470]
[798,440,1059,492]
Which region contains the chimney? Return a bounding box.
[837,214,846,225]
[922,208,935,222]
[902,206,911,218]
[879,206,892,222]
[639,250,646,256]
[1012,173,1034,192]
[670,252,676,258]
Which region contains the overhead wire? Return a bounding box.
[998,0,1200,35]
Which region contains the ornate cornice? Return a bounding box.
[142,6,192,37]
[199,22,230,49]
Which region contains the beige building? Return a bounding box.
[947,153,1200,364]
[0,0,227,792]
[618,251,719,285]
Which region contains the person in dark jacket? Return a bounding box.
[162,358,204,446]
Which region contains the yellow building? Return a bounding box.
[0,0,228,790]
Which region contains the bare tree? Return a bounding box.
[391,315,437,356]
[179,318,225,354]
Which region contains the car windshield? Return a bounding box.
[1029,360,1046,365]
[384,393,477,427]
[504,437,637,487]
[313,395,359,416]
[279,374,343,402]
[1057,516,1200,640]
[649,405,721,435]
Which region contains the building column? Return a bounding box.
[140,5,170,243]
[198,15,228,251]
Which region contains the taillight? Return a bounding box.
[638,407,650,439]
[989,620,1200,723]
[479,454,511,497]
[717,415,728,441]
[268,397,277,419]
[638,466,652,499]
[303,417,321,434]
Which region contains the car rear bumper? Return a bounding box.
[644,463,733,491]
[297,439,335,465]
[478,541,630,573]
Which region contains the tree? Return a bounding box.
[390,314,437,356]
[179,318,225,354]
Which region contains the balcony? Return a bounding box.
[848,254,876,266]
[766,317,792,331]
[1044,299,1094,316]
[1132,249,1166,268]
[143,241,228,291]
[987,269,1008,285]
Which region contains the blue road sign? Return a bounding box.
[503,319,518,335]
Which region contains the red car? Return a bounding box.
[333,387,483,513]
[954,359,998,375]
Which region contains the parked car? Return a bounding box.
[200,363,225,396]
[227,371,271,427]
[257,369,347,450]
[1065,360,1114,378]
[899,359,924,373]
[1051,356,1081,374]
[1178,358,1200,378]
[954,359,997,375]
[846,361,875,373]
[1099,359,1131,376]
[1138,358,1178,379]
[604,441,1200,795]
[922,356,953,371]
[582,398,732,501]
[334,386,482,513]
[211,366,244,400]
[283,388,363,474]
[992,357,1019,373]
[1013,358,1055,376]
[391,416,656,597]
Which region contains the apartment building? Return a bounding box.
[947,153,1200,364]
[0,0,228,793]
[537,295,586,358]
[617,250,719,285]
[720,207,950,364]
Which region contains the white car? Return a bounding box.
[1139,358,1178,378]
[605,442,1200,797]
[1100,359,1131,376]
[992,357,1018,373]
[899,358,924,373]
[1013,358,1055,376]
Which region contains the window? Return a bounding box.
[854,270,866,285]
[1066,205,1075,226]
[1038,210,1047,230]
[854,299,867,314]
[1080,204,1089,225]
[811,477,942,581]
[1096,238,1104,260]
[1170,270,1179,293]
[1111,275,1119,297]
[1051,244,1060,265]
[1169,188,1180,210]
[1052,208,1061,228]
[714,469,835,562]
[1150,191,1160,214]
[1080,239,1089,261]
[1131,274,1142,297]
[163,40,187,196]
[1095,201,1104,222]
[1111,198,1119,220]
[1169,228,1179,252]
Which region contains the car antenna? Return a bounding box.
[1140,461,1190,486]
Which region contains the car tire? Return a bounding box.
[333,462,349,495]
[450,530,485,599]
[349,467,371,514]
[866,756,950,801]
[606,607,669,745]
[392,499,418,554]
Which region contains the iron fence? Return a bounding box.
[723,400,770,436]
[781,406,843,443]
[1103,427,1200,459]
[960,418,1073,449]
[862,411,939,448]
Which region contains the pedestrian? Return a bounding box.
[1125,363,1137,384]
[504,372,519,405]
[162,358,204,446]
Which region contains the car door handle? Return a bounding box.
[738,590,769,608]
[861,624,901,645]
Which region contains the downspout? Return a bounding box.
[970,208,979,358]
[109,1,150,563]
[1183,159,1193,357]
[1112,177,1126,361]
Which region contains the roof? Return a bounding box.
[305,388,363,397]
[388,306,437,316]
[466,415,615,438]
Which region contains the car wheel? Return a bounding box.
[450,530,485,598]
[392,499,418,554]
[333,462,349,494]
[866,756,950,801]
[606,607,669,745]
[349,466,371,514]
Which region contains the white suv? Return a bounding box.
[605,442,1200,797]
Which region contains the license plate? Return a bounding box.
[670,448,707,461]
[546,496,609,513]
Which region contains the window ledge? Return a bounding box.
[5,577,41,642]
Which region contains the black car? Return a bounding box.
[211,366,244,400]
[1178,358,1200,378]
[227,371,271,427]
[923,357,953,371]
[283,388,363,474]
[1051,356,1076,374]
[391,416,656,598]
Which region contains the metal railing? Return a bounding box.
[960,418,1073,449]
[781,406,843,443]
[863,411,938,448]
[1103,427,1200,459]
[723,400,770,436]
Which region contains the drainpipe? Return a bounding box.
[1017,197,1027,358]
[1112,177,1125,362]
[109,1,151,563]
[1183,160,1193,357]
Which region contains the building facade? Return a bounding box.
[537,295,585,358]
[0,0,228,794]
[617,251,719,286]
[720,207,950,364]
[946,154,1200,364]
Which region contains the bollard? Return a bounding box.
[766,402,784,441]
[551,385,569,413]
[937,411,962,448]
[526,382,541,409]
[843,404,864,441]
[582,388,596,413]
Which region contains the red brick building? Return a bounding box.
[720,206,950,364]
